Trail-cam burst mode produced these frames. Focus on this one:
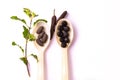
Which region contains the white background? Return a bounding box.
[0,0,120,80]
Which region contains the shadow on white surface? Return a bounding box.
[68,51,74,80]
[68,21,78,80]
[45,53,48,80]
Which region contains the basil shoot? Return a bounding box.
[11,8,47,77]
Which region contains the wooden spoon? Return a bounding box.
[33,21,50,80]
[55,19,74,80]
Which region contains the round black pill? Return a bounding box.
[64,37,70,43]
[63,26,70,32]
[61,42,67,48]
[62,31,69,37]
[57,31,63,37]
[60,37,64,42]
[62,21,67,26]
[58,25,62,30]
[57,32,60,36]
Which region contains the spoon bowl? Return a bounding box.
[33,21,50,51]
[55,19,74,48]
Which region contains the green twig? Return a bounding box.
[11,8,47,77]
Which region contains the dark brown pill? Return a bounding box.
[62,21,67,26]
[61,42,67,48]
[57,11,67,22]
[58,25,62,30]
[60,37,64,42]
[36,26,44,34]
[36,39,44,46]
[40,33,48,43]
[62,31,69,37]
[57,31,63,37]
[38,31,45,39]
[64,37,70,43]
[63,26,70,32]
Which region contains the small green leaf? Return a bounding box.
[31,12,38,18]
[23,26,29,39]
[29,34,36,41]
[23,8,38,18]
[20,57,28,65]
[23,8,31,18]
[21,19,26,24]
[11,16,19,20]
[11,41,24,53]
[22,26,35,40]
[34,19,47,25]
[18,45,24,53]
[30,54,38,62]
[11,16,26,24]
[12,41,16,46]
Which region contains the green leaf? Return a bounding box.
[23,8,38,18]
[12,41,16,46]
[11,16,19,20]
[31,12,38,18]
[30,54,38,62]
[33,19,47,25]
[11,41,24,53]
[23,26,29,39]
[29,34,36,41]
[18,45,24,53]
[23,8,31,18]
[11,16,26,24]
[21,19,26,24]
[20,57,28,65]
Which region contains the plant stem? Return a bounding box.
[26,60,30,77]
[29,18,32,30]
[25,39,31,77]
[25,40,28,57]
[25,18,33,77]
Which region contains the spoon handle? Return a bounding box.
[37,52,45,80]
[62,49,69,80]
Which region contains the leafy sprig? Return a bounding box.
[11,8,47,77]
[12,41,24,53]
[23,8,38,19]
[11,16,26,24]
